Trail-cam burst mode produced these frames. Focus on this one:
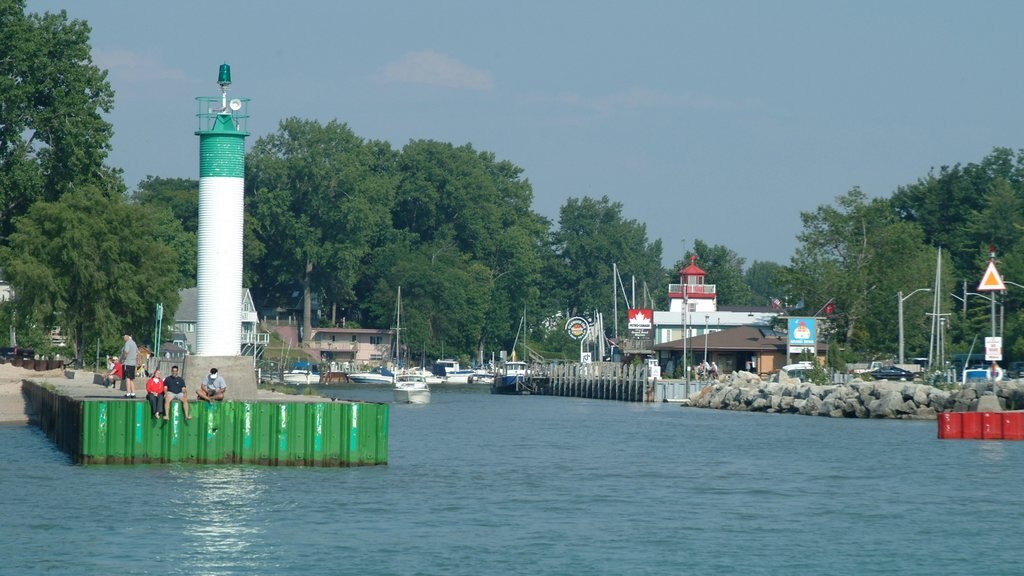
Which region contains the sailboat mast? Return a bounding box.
[395,286,401,368]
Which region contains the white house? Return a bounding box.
[172,287,269,356]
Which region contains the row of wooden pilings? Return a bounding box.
[542,362,653,402]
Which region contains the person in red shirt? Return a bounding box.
[104,356,123,389]
[145,369,166,418]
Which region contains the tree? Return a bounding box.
[744,260,786,307]
[0,2,121,243]
[388,140,548,360]
[246,119,398,340]
[670,240,754,306]
[134,176,200,284]
[134,176,199,233]
[0,186,181,359]
[784,188,937,356]
[547,196,663,339]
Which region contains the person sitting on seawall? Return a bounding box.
[196,368,227,403]
[145,368,165,418]
[163,365,191,421]
[103,356,123,389]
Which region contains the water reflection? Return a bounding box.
[171,466,270,569]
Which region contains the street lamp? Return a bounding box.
[703,315,710,366]
[898,288,931,365]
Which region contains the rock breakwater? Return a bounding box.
[689,370,1024,419]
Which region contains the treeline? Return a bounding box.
[1,2,1020,368]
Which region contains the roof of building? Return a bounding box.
[310,327,391,335]
[653,324,821,353]
[174,287,253,323]
[680,254,705,276]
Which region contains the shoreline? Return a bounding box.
[0,364,69,425]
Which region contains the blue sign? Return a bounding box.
[788,317,817,346]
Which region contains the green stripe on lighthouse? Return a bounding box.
[197,114,246,178]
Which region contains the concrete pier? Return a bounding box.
[18,368,388,466]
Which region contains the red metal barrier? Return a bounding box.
[1002,413,1024,440]
[982,412,1003,439]
[937,412,962,439]
[961,412,982,439]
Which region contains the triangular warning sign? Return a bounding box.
[977,260,1006,292]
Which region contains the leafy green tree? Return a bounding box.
[134,177,200,285]
[246,118,398,340]
[134,176,199,232]
[0,2,121,243]
[744,260,786,307]
[360,239,493,364]
[670,240,754,306]
[0,187,180,359]
[784,188,938,356]
[547,195,663,339]
[388,140,547,360]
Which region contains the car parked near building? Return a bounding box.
[870,365,915,381]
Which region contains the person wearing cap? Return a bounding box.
[103,355,123,389]
[196,368,227,402]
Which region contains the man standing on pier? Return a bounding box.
[120,334,138,398]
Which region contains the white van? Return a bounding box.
[775,361,815,383]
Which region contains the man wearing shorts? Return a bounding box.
[196,368,227,402]
[120,334,138,398]
[162,365,190,420]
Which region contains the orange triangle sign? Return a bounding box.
[977,260,1006,292]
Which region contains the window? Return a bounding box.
[351,335,357,343]
[369,336,382,345]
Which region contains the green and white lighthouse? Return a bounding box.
[194,64,249,356]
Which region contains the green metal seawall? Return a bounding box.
[24,382,388,466]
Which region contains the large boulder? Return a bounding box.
[868,390,906,418]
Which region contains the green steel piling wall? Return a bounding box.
[23,381,388,466]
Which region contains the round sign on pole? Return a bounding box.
[565,317,590,340]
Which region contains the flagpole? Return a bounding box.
[813,298,834,318]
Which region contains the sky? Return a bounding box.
[26,0,1024,267]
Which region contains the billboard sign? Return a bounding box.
[565,317,590,340]
[787,317,817,355]
[628,309,653,332]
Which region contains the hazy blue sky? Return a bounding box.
[26,1,1024,266]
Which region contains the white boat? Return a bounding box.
[282,361,321,385]
[393,373,431,404]
[404,367,444,386]
[347,367,395,385]
[470,370,495,385]
[443,369,475,384]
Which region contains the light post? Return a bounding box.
[898,288,931,365]
[703,315,710,366]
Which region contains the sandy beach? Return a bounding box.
[0,363,75,424]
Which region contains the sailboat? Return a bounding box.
[392,287,431,403]
[491,308,532,395]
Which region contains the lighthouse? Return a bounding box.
[194,64,248,356]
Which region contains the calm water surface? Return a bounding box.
[2,385,1022,575]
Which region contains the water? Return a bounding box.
[2,385,1022,575]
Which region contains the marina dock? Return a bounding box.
[505,362,701,403]
[21,370,388,466]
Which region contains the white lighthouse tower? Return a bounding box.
[189,64,256,398]
[194,64,248,356]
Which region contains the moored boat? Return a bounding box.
[491,361,530,395]
[404,367,444,386]
[443,369,475,384]
[347,366,395,385]
[282,361,321,385]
